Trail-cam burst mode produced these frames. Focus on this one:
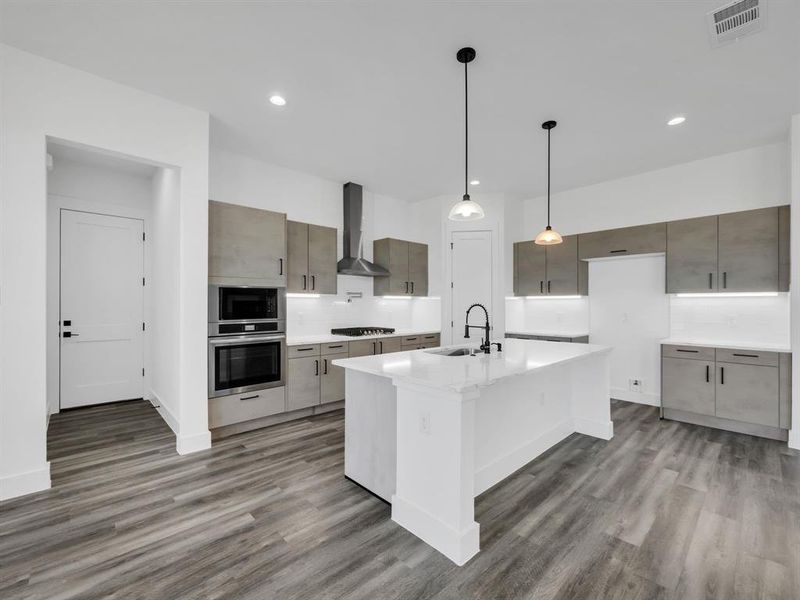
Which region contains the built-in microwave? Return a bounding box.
[208,333,286,398]
[208,285,286,336]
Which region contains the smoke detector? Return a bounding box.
[707,0,765,48]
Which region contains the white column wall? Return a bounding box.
[790,114,800,450]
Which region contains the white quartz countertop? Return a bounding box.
[661,337,791,353]
[506,330,590,338]
[287,329,440,346]
[332,338,612,393]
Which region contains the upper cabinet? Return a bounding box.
[578,223,666,260]
[513,234,587,296]
[287,220,338,294]
[666,206,789,294]
[373,238,429,296]
[209,200,287,286]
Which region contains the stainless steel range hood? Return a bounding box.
[337,182,390,277]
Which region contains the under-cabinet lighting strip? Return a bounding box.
[286,293,321,298]
[674,292,779,298]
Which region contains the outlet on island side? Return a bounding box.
[419,412,431,435]
[628,378,643,393]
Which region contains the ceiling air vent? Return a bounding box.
[707,0,765,47]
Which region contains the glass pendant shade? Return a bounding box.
[535,225,563,245]
[448,195,485,221]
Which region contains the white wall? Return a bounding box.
[505,297,590,335]
[209,147,441,335]
[790,113,800,450]
[588,256,670,406]
[0,45,210,500]
[46,156,154,417]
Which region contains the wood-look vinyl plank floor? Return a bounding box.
[1,399,799,599]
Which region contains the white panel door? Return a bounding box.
[60,210,144,408]
[451,230,493,345]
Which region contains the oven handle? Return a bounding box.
[208,334,286,347]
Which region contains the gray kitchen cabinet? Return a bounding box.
[514,241,546,296]
[287,355,321,411]
[545,235,587,296]
[287,220,337,294]
[377,336,402,354]
[348,339,379,357]
[779,205,790,292]
[209,200,287,286]
[373,238,428,296]
[320,350,347,404]
[666,215,718,293]
[661,357,716,417]
[717,207,779,292]
[715,362,779,427]
[779,353,792,429]
[401,333,441,350]
[578,222,666,260]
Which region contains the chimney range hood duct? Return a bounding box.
[337,182,390,277]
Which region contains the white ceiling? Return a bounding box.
[3,1,798,201]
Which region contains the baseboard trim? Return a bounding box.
[611,388,660,407]
[574,416,614,440]
[177,430,212,455]
[663,408,788,442]
[0,463,51,501]
[149,391,179,435]
[474,419,573,496]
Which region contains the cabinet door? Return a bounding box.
[374,239,409,295]
[716,362,779,427]
[209,201,286,286]
[320,356,345,404]
[377,337,402,354]
[578,223,666,259]
[515,241,546,296]
[666,216,718,293]
[287,220,309,293]
[348,339,377,357]
[287,356,320,411]
[718,207,779,292]
[661,357,715,416]
[545,235,579,295]
[308,224,338,294]
[408,242,428,296]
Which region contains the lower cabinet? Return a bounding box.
[347,336,404,357]
[208,387,286,429]
[505,333,589,343]
[287,344,348,411]
[287,355,322,411]
[401,333,441,350]
[320,355,345,404]
[661,344,790,439]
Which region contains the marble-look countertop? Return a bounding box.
[332,338,611,393]
[661,337,791,353]
[286,329,440,346]
[506,330,590,338]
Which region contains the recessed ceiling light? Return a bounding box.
[269,95,286,106]
[470,180,480,186]
[667,116,686,126]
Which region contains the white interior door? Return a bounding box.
[451,230,493,345]
[60,210,144,408]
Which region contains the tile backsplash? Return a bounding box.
[505,296,591,334]
[287,275,441,335]
[669,293,790,346]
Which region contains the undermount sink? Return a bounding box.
[424,347,475,357]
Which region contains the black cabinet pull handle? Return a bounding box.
[540,281,543,294]
[379,341,383,353]
[405,281,409,293]
[732,353,759,358]
[311,275,316,290]
[407,337,417,341]
[323,359,328,375]
[547,280,551,293]
[302,274,307,290]
[279,258,283,276]
[676,349,699,353]
[706,365,709,383]
[314,360,319,376]
[723,272,727,289]
[328,344,343,349]
[610,249,627,254]
[372,341,376,354]
[708,273,712,289]
[296,347,314,352]
[411,281,414,294]
[720,366,724,385]
[241,394,260,401]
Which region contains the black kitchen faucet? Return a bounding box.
[464,303,502,354]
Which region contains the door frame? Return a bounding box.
[55,205,147,411]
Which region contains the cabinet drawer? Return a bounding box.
[715,348,779,367]
[421,333,440,344]
[288,344,320,358]
[662,344,715,361]
[209,387,286,428]
[578,223,666,260]
[321,342,348,356]
[401,335,422,346]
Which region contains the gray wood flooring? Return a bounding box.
[1,399,798,599]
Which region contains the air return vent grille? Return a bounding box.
[707,0,765,47]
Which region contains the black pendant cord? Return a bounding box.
[546,126,551,227]
[464,60,469,200]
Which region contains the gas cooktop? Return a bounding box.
[330,327,396,337]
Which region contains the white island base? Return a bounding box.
[335,339,613,566]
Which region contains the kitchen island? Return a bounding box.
[333,338,613,565]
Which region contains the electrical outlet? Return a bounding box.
[629,378,643,392]
[419,412,431,435]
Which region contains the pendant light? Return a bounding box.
[534,120,563,245]
[448,47,485,221]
